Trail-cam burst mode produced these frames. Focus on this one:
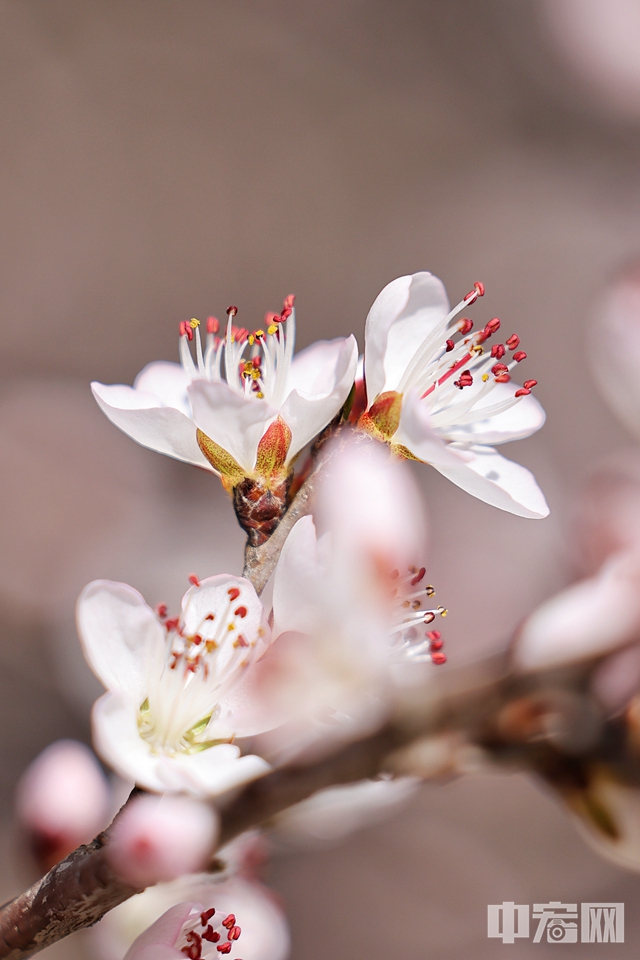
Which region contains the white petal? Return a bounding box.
[91,382,212,470]
[124,903,200,960]
[77,580,163,702]
[432,444,550,519]
[272,516,322,637]
[181,574,270,663]
[516,553,640,671]
[93,694,270,796]
[285,336,357,397]
[133,361,192,416]
[394,390,473,468]
[364,273,449,401]
[187,380,277,474]
[439,382,546,445]
[280,336,358,458]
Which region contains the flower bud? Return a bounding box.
[16,740,110,871]
[108,795,219,888]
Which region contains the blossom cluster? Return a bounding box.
[17,272,552,959]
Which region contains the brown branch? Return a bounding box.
[0,645,626,959]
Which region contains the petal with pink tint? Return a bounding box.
[124,902,201,960]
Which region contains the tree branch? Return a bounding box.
[0,645,628,958]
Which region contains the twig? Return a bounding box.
[0,645,627,959]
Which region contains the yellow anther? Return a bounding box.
[227,623,235,631]
[256,391,264,399]
[248,335,255,346]
[482,373,489,382]
[255,329,264,339]
[267,324,278,335]
[471,344,483,356]
[190,318,200,329]
[437,606,448,617]
[251,369,260,380]
[425,585,435,597]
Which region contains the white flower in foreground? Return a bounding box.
[358,272,549,518]
[245,440,447,760]
[103,877,289,960]
[77,574,272,795]
[16,739,111,870]
[108,795,219,888]
[92,297,358,542]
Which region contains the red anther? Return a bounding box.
[222,915,235,929]
[207,316,220,334]
[484,317,501,336]
[453,370,473,389]
[514,387,530,397]
[445,339,455,352]
[474,281,485,296]
[193,634,204,646]
[389,569,400,580]
[188,573,200,587]
[491,343,505,359]
[228,926,241,941]
[410,567,426,586]
[505,334,520,350]
[186,932,202,946]
[217,945,232,955]
[234,634,249,648]
[251,356,261,367]
[513,351,527,362]
[431,651,447,665]
[491,362,508,375]
[165,617,179,632]
[206,613,215,621]
[283,294,295,311]
[228,587,241,601]
[203,926,220,943]
[427,630,441,641]
[424,612,436,624]
[201,909,216,925]
[179,320,194,341]
[430,639,444,651]
[234,606,248,618]
[523,379,537,389]
[457,317,473,335]
[182,946,200,960]
[494,373,510,383]
[226,306,238,317]
[155,603,168,619]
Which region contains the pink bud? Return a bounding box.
[108,795,219,888]
[16,740,110,870]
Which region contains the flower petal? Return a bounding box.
[133,361,192,416]
[187,379,278,474]
[364,273,449,401]
[77,580,163,701]
[123,902,201,960]
[438,382,546,445]
[160,746,270,796]
[432,444,550,519]
[181,574,271,664]
[272,516,322,637]
[280,336,358,458]
[91,382,212,470]
[394,390,473,467]
[92,694,169,792]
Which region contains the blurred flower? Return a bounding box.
[98,876,289,960]
[514,551,640,674]
[273,776,420,847]
[540,0,640,122]
[108,795,219,888]
[15,739,110,871]
[358,273,548,518]
[244,440,447,760]
[77,575,271,794]
[91,299,357,524]
[590,264,640,439]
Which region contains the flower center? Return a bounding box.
[388,566,447,665]
[395,281,538,432]
[178,906,242,960]
[179,295,296,407]
[138,580,263,755]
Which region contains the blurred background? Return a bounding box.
[3,0,640,956]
